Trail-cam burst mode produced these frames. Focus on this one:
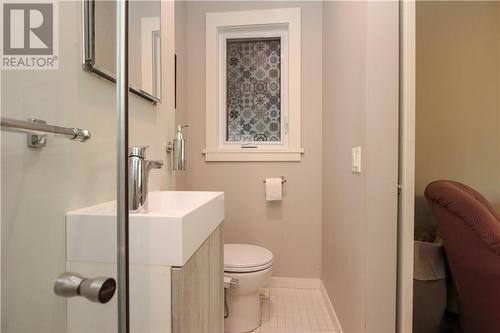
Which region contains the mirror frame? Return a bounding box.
[82,0,161,104]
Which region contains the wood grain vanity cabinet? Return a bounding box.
[66,191,224,332]
[171,224,224,333]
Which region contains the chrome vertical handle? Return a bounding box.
[54,272,116,304]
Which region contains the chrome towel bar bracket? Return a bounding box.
[0,117,91,148]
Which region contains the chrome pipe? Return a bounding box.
[0,117,91,142]
[116,0,130,332]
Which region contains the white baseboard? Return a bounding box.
[320,281,343,333]
[265,277,321,289]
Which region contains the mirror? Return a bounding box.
[83,0,161,104]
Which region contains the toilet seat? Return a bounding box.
[224,244,273,273]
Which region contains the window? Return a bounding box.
[226,38,282,143]
[204,8,303,161]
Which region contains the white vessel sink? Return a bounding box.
[66,191,224,266]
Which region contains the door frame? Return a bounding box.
[397,0,416,332]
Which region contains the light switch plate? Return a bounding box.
[352,146,361,173]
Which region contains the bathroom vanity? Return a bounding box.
[65,191,225,332]
[172,225,224,333]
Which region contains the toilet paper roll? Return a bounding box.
[265,178,282,201]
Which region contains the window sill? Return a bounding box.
[202,148,304,162]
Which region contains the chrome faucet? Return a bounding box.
[128,146,164,212]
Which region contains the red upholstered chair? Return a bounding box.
[425,180,500,333]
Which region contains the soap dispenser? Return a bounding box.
[167,125,187,170]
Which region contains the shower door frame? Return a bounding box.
[397,0,416,332]
[0,2,131,331]
[116,0,130,332]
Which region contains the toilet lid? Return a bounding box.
[224,244,273,273]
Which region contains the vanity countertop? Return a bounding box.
[66,191,225,266]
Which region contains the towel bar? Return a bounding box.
[1,117,91,148]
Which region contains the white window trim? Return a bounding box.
[204,8,303,162]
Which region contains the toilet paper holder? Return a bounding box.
[262,176,286,184]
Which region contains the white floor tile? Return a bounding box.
[252,287,337,333]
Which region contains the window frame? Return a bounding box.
[204,8,303,162]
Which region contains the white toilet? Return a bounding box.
[224,244,273,333]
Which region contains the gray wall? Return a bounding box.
[321,2,399,332]
[1,2,176,332]
[180,1,323,278]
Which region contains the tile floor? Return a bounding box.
[253,287,337,333]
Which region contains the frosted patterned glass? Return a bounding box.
[226,38,281,142]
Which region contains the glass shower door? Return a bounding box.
[0,1,127,332]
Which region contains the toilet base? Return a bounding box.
[223,267,272,333]
[224,291,261,333]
